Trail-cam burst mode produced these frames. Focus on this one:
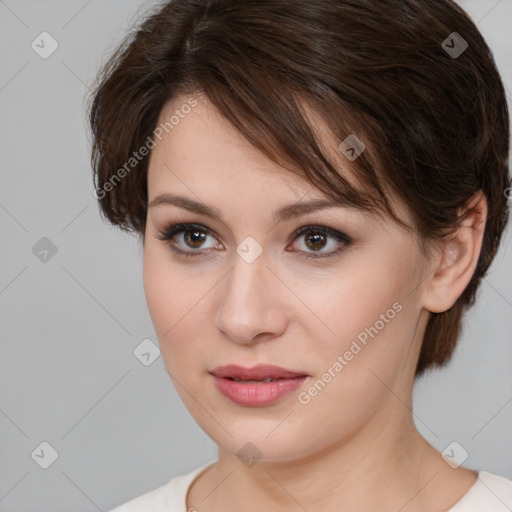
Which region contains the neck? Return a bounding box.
[200,405,442,511]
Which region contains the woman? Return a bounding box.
[89,0,512,510]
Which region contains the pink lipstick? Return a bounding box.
[210,364,308,407]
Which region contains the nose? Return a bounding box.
[214,250,287,345]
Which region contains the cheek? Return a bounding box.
[143,244,188,347]
[142,242,212,369]
[293,294,415,441]
[143,243,171,331]
[300,259,407,342]
[300,251,419,387]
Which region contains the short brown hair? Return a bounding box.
[88,0,510,378]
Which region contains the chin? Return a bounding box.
[202,415,321,462]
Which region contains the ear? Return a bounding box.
[421,190,487,314]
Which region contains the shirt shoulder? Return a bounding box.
[448,470,512,511]
[107,460,216,512]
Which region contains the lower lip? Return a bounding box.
[212,375,307,407]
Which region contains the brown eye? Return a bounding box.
[290,225,352,259]
[157,223,221,258]
[183,228,208,249]
[157,222,351,260]
[304,231,328,252]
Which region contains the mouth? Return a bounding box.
[210,363,309,381]
[225,376,279,383]
[209,364,309,407]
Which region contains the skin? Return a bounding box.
[143,93,486,512]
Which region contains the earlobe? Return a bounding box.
[422,191,487,314]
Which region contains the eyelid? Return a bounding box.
[290,224,351,245]
[156,221,352,259]
[157,222,223,252]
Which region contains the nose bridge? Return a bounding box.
[226,234,270,302]
[214,246,283,343]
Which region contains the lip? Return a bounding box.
[210,364,309,407]
[210,364,308,380]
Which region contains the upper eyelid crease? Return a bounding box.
[147,193,361,225]
[157,222,351,260]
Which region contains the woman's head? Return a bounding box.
[89,0,509,388]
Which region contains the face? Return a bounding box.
[143,93,432,462]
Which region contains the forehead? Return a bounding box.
[147,93,410,229]
[149,93,358,191]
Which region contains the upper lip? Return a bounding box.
[210,364,308,380]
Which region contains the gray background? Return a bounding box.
[0,0,511,510]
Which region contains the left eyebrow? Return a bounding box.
[148,193,363,224]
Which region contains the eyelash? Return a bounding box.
[156,222,352,260]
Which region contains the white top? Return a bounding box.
[108,461,512,512]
